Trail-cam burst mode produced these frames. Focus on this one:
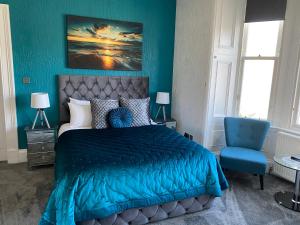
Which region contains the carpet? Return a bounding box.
[0,162,299,225]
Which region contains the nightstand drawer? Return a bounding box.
[27,152,55,166]
[28,142,55,153]
[27,131,55,144]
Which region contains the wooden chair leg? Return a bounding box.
[259,175,264,190]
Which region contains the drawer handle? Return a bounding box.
[41,146,45,150]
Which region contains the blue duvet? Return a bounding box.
[40,125,228,225]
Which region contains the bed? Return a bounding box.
[39,75,228,225]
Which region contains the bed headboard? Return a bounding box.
[58,75,149,123]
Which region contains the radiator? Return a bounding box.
[272,131,300,183]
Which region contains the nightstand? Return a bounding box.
[154,118,177,130]
[25,127,57,168]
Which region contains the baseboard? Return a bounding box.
[0,149,7,161]
[18,149,27,163]
[6,149,27,164]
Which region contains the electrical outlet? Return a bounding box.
[22,76,30,84]
[184,132,189,139]
[184,132,193,140]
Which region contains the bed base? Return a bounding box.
[78,195,214,225]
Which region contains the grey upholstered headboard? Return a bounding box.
[59,75,149,123]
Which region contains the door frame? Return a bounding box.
[0,4,19,163]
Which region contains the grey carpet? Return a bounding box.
[0,162,299,225]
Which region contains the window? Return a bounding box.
[238,21,283,119]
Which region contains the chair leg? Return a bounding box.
[259,175,264,190]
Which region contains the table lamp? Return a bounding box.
[31,92,50,129]
[155,92,170,121]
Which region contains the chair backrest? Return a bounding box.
[224,117,270,151]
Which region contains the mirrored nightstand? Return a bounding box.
[25,127,57,169]
[154,118,177,130]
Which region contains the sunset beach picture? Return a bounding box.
[67,15,143,70]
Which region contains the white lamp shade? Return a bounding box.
[156,92,170,105]
[31,93,50,109]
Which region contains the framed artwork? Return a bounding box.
[67,15,143,71]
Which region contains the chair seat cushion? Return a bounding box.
[220,147,267,175]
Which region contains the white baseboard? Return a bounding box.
[18,149,27,163]
[6,148,27,164]
[0,149,7,161]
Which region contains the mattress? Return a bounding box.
[40,126,228,225]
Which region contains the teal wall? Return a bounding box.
[0,0,176,149]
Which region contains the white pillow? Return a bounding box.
[69,97,90,106]
[68,102,92,127]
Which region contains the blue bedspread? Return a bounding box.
[40,125,228,225]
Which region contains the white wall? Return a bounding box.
[263,0,300,159]
[172,0,215,143]
[272,0,300,129]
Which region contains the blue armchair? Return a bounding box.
[220,117,270,190]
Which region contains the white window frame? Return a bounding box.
[234,21,284,120]
[290,46,300,130]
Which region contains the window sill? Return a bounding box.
[271,126,300,137]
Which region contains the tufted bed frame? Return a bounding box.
[59,75,149,123]
[58,75,215,225]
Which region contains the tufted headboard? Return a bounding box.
[58,75,149,123]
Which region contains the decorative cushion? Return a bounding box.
[109,107,133,128]
[68,102,92,127]
[90,99,119,129]
[69,97,90,106]
[220,147,267,175]
[120,97,151,127]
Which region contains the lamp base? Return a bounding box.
[32,109,50,129]
[155,105,167,122]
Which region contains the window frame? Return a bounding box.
[235,21,284,120]
[290,47,300,130]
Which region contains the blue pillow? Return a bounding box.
[109,107,133,128]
